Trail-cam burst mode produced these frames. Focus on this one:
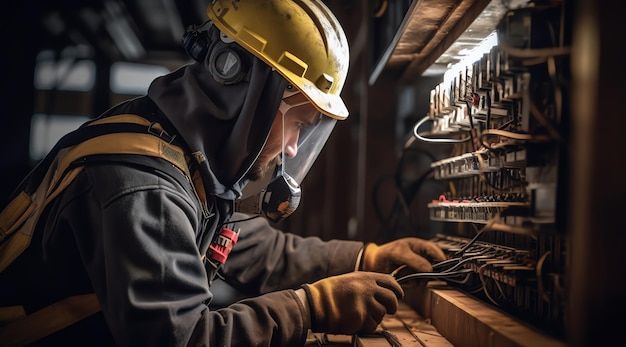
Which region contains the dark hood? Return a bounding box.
[147,48,287,201]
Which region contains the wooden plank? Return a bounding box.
[385,301,455,347]
[308,286,566,347]
[428,288,567,347]
[400,0,493,83]
[355,301,454,346]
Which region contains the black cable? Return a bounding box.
[451,218,500,257]
[432,257,461,271]
[465,99,477,152]
[372,146,437,240]
[218,214,260,228]
[442,254,492,273]
[394,268,473,284]
[394,147,436,229]
[485,90,492,131]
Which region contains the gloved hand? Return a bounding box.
[301,272,403,335]
[361,237,447,274]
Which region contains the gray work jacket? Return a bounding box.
[2,154,363,346]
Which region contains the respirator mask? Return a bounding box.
[236,87,337,223]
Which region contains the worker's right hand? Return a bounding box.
[301,271,404,335]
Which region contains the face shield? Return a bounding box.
[237,88,337,223]
[278,88,337,184]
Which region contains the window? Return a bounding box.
[30,114,90,161]
[34,48,95,91]
[110,62,170,95]
[30,49,170,161]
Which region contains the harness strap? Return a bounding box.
[0,114,205,345]
[0,294,100,347]
[0,114,193,271]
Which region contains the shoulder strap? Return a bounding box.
[0,114,193,268]
[10,114,167,198]
[0,114,201,345]
[0,294,99,347]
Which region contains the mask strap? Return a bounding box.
[281,111,285,176]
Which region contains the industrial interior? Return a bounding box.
[1,0,624,346]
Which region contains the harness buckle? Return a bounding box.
[147,122,176,144]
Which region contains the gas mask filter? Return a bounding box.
[262,165,301,223]
[234,164,301,223]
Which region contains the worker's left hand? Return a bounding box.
[360,237,447,274]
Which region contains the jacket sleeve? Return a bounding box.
[221,212,364,295]
[57,162,311,346]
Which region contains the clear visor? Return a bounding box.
[241,90,337,199]
[277,90,337,184]
[282,114,336,183]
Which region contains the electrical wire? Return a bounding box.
[432,257,462,271]
[396,228,527,308]
[372,146,437,240]
[441,254,492,273]
[479,129,552,150]
[498,41,570,59]
[529,98,562,142]
[390,265,407,278]
[536,251,551,303]
[477,263,502,306]
[445,271,473,285]
[412,115,473,143]
[394,268,473,284]
[486,221,537,237]
[452,216,498,257]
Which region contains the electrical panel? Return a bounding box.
[409,1,571,340]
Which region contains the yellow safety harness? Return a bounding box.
[0,114,203,347]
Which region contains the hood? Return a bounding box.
[148,44,287,201]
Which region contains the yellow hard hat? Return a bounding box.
[206,0,350,120]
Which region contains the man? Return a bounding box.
[0,0,446,346]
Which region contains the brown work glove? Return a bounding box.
[301,272,404,335]
[361,237,447,275]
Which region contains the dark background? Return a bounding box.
[1,2,625,346]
